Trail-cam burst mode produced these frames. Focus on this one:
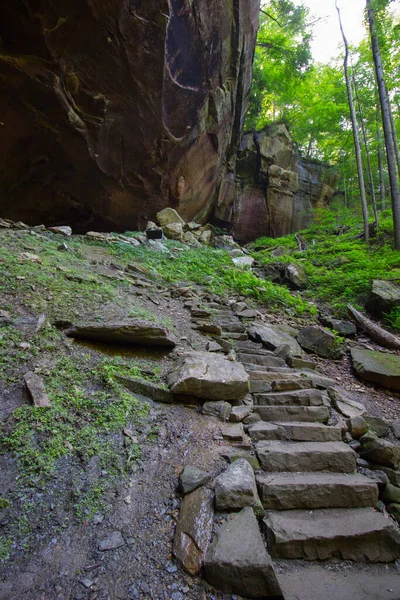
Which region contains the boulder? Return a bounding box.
[47,225,72,236]
[365,280,400,318]
[182,231,202,247]
[215,459,260,511]
[202,401,232,421]
[173,487,214,576]
[232,256,255,269]
[179,466,211,495]
[67,321,176,347]
[381,484,400,504]
[328,387,365,418]
[156,208,185,228]
[350,348,400,392]
[248,325,303,357]
[163,222,184,241]
[364,415,389,438]
[167,351,249,401]
[359,433,400,469]
[205,507,282,598]
[284,263,306,289]
[229,406,252,422]
[346,415,369,439]
[319,315,356,337]
[297,326,342,359]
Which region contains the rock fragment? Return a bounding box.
[23,371,51,407]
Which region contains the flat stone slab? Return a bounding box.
[249,368,294,380]
[365,279,400,318]
[351,348,400,392]
[220,423,245,441]
[248,422,283,441]
[23,371,51,407]
[271,379,315,392]
[229,406,252,422]
[297,326,342,359]
[248,324,303,356]
[68,320,176,347]
[274,422,342,442]
[215,459,259,511]
[173,487,214,575]
[179,466,211,495]
[237,353,286,368]
[116,376,172,403]
[256,472,378,510]
[167,351,249,401]
[205,507,282,598]
[253,389,323,407]
[253,406,330,423]
[263,508,400,562]
[328,387,366,418]
[256,441,357,473]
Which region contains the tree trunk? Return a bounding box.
[388,99,400,177]
[336,2,369,242]
[367,0,400,249]
[376,118,386,210]
[353,72,379,225]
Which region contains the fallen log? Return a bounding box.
[347,304,400,350]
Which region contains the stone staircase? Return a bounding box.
[192,301,400,565]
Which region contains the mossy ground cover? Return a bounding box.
[250,211,400,328]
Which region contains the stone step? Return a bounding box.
[275,421,342,442]
[221,332,248,341]
[247,421,284,441]
[271,379,315,392]
[253,389,323,407]
[235,344,275,357]
[249,380,272,393]
[249,369,296,380]
[238,354,286,368]
[256,441,357,473]
[263,508,400,562]
[218,322,247,334]
[256,472,378,510]
[243,365,293,374]
[254,405,329,423]
[235,340,264,351]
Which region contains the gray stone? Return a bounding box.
[391,422,400,440]
[248,325,303,356]
[248,422,282,441]
[365,279,400,318]
[48,225,72,236]
[387,503,400,525]
[232,256,255,269]
[116,376,172,404]
[364,415,390,438]
[68,320,176,347]
[167,352,249,401]
[215,459,259,511]
[346,415,369,439]
[173,487,214,576]
[359,433,400,469]
[237,353,286,368]
[284,263,306,289]
[320,315,356,337]
[202,401,232,421]
[328,387,366,418]
[243,413,262,425]
[350,348,400,392]
[219,448,260,471]
[229,406,252,422]
[23,371,51,407]
[253,405,330,423]
[156,207,185,227]
[381,484,400,504]
[358,467,389,489]
[367,464,400,487]
[220,423,245,442]
[253,389,323,407]
[263,507,400,562]
[287,357,317,369]
[179,466,211,495]
[206,341,223,353]
[98,531,125,551]
[275,422,342,443]
[256,472,378,510]
[271,378,315,392]
[297,326,342,359]
[205,507,282,598]
[256,441,357,473]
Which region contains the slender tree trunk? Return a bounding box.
[376,118,386,210]
[352,72,379,224]
[336,2,369,242]
[343,159,347,209]
[388,100,400,176]
[367,0,400,249]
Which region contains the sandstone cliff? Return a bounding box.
[0,0,260,231]
[214,124,336,242]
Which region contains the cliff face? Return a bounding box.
[214,124,336,242]
[0,0,260,231]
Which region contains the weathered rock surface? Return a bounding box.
[275,422,342,443]
[167,351,249,401]
[256,441,357,473]
[156,208,185,228]
[319,315,356,337]
[202,401,232,421]
[67,321,176,347]
[359,433,400,469]
[179,466,211,495]
[23,371,51,408]
[365,280,400,318]
[263,508,400,562]
[0,0,260,232]
[328,387,366,418]
[205,507,282,598]
[248,325,302,356]
[256,472,378,510]
[253,405,330,423]
[346,415,369,439]
[350,348,400,391]
[215,459,259,511]
[173,487,214,575]
[297,326,342,359]
[215,124,336,242]
[116,376,173,404]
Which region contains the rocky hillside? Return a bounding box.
[0,219,400,600]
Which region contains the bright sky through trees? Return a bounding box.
[299,0,400,63]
